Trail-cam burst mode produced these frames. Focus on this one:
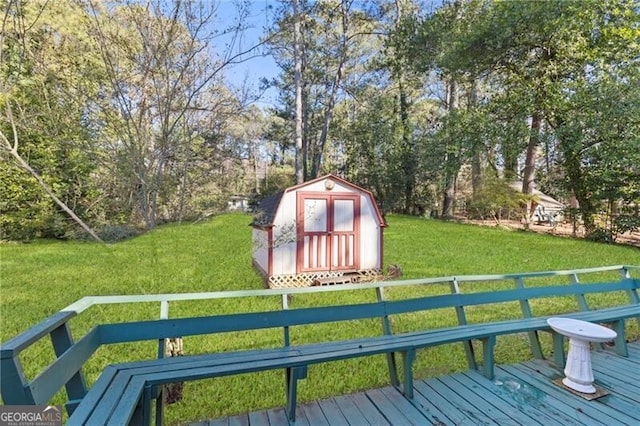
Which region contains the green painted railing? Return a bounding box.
[1,264,638,417]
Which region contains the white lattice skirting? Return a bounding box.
[267,269,382,288]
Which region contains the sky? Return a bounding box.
[215,0,281,109]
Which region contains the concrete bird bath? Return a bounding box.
[547,317,617,394]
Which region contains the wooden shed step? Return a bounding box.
[312,276,358,286]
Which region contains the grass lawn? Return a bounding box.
[1,213,639,424]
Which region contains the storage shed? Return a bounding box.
[251,174,387,288]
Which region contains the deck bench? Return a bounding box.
[2,266,639,425]
[69,302,640,425]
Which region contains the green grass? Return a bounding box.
[1,213,639,424]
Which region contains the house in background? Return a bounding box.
[251,174,386,288]
[227,195,251,212]
[510,181,566,224]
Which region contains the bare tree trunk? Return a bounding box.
[442,78,458,218]
[442,176,457,218]
[311,0,349,179]
[469,81,482,195]
[394,0,416,214]
[293,0,304,184]
[471,151,482,194]
[177,120,192,223]
[522,111,541,229]
[399,84,415,214]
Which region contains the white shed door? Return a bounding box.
[297,193,360,273]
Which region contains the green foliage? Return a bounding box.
[0,163,46,240]
[2,214,639,422]
[613,214,640,236]
[1,0,105,239]
[585,228,616,244]
[2,0,256,239]
[554,61,640,234]
[258,165,296,196]
[588,211,640,244]
[466,177,524,222]
[398,0,640,224]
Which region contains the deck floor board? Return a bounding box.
[448,372,549,426]
[298,401,330,426]
[413,380,477,425]
[463,368,572,426]
[193,342,640,426]
[333,393,384,425]
[315,399,349,426]
[265,408,288,426]
[364,387,426,425]
[349,392,392,425]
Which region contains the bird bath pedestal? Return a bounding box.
[547,317,617,394]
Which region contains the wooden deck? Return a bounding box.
[191,341,640,426]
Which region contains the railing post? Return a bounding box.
[620,266,631,279]
[514,277,544,359]
[50,323,88,414]
[570,273,610,351]
[620,268,640,328]
[570,273,589,311]
[281,292,293,414]
[0,354,34,405]
[155,300,170,426]
[376,286,399,387]
[282,293,290,347]
[450,278,476,371]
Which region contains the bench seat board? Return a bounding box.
[79,370,138,424]
[67,365,119,422]
[108,376,147,425]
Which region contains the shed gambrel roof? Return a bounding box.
[250,174,386,229]
[250,191,283,228]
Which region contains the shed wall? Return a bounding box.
[271,190,298,275]
[358,194,382,269]
[252,228,269,275]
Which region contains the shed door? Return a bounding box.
[297,193,360,273]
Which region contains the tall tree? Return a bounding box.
[268,0,377,181]
[293,0,304,183]
[87,0,248,228]
[404,0,483,217]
